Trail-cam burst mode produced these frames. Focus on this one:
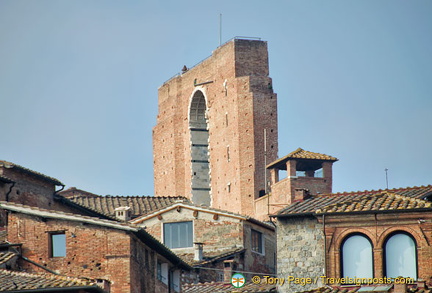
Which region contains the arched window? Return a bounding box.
[385,233,417,280]
[189,90,211,206]
[341,234,373,279]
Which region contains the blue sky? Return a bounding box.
[1,1,431,196]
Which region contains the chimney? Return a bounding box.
[115,206,131,222]
[294,188,310,202]
[194,242,204,261]
[394,282,407,293]
[223,260,235,283]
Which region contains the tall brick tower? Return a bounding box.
[153,38,278,217]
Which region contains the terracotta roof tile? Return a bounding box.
[267,148,338,169]
[178,247,246,266]
[63,193,189,219]
[182,281,276,293]
[0,160,63,186]
[0,252,18,266]
[316,192,432,214]
[275,185,432,217]
[0,269,102,292]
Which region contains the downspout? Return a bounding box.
[322,214,327,277]
[21,255,59,275]
[4,182,15,226]
[6,182,15,202]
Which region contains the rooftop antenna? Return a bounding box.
[219,13,222,46]
[385,168,389,189]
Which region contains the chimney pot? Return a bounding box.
[194,242,204,261]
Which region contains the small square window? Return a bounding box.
[251,229,264,254]
[164,221,193,249]
[50,232,66,257]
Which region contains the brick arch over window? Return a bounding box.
[189,90,211,206]
[333,228,378,250]
[377,226,424,248]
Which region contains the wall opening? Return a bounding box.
[190,90,211,206]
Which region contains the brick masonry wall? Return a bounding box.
[0,168,56,209]
[6,212,168,293]
[139,206,276,277]
[322,212,432,282]
[153,39,278,218]
[142,206,244,254]
[276,217,325,293]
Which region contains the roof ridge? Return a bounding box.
[316,191,432,214]
[0,160,63,185]
[329,184,432,196]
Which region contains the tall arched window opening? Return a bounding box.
[385,233,417,280]
[189,91,210,206]
[341,234,373,279]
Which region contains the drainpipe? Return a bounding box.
[6,182,15,202]
[322,214,327,277]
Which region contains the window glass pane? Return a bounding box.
[163,222,192,249]
[385,234,417,279]
[52,233,66,257]
[342,235,373,278]
[252,230,263,253]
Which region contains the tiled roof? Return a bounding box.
[316,192,432,214]
[275,185,432,217]
[0,269,103,292]
[298,285,431,293]
[0,252,18,266]
[63,193,189,219]
[183,281,276,293]
[178,247,246,266]
[298,287,360,293]
[267,148,338,169]
[0,160,63,186]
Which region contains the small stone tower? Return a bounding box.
[153,38,278,217]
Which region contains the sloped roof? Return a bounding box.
[0,201,191,271]
[316,192,432,214]
[298,285,431,293]
[131,202,275,231]
[183,281,276,293]
[0,160,63,186]
[0,251,18,266]
[62,192,189,219]
[267,148,338,169]
[274,185,432,218]
[0,269,103,292]
[178,247,246,267]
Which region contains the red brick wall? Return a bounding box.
[322,212,432,282]
[6,212,163,293]
[153,39,278,218]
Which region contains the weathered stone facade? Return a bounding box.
[132,202,276,282]
[276,217,325,293]
[153,38,278,217]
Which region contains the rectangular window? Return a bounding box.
[50,232,66,257]
[163,221,193,249]
[251,229,263,254]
